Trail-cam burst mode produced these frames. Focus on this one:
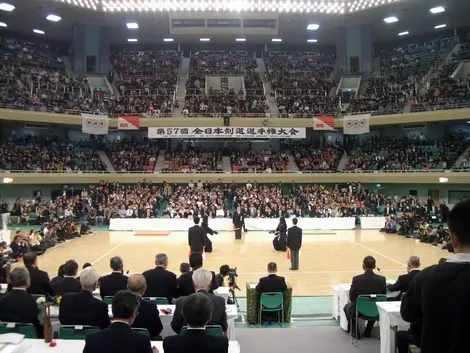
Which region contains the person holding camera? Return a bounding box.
[215,265,236,305]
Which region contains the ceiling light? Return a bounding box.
[430,6,445,14]
[127,38,138,42]
[398,31,409,36]
[383,16,398,23]
[236,38,246,42]
[200,38,210,42]
[126,22,139,29]
[307,39,318,42]
[435,24,446,29]
[46,14,62,22]
[33,29,45,35]
[307,24,319,30]
[163,38,174,42]
[0,3,14,12]
[272,38,282,42]
[0,22,6,27]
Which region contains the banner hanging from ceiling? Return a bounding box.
[148,127,306,139]
[343,114,370,135]
[313,115,335,131]
[118,115,140,130]
[81,114,109,135]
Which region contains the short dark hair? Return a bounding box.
[110,256,123,271]
[292,218,298,225]
[219,264,230,276]
[82,263,92,269]
[447,199,470,246]
[112,290,140,320]
[64,259,79,276]
[438,258,447,265]
[193,216,200,225]
[57,264,66,277]
[23,252,37,267]
[180,262,191,274]
[189,253,203,269]
[363,256,376,270]
[182,293,212,328]
[267,262,277,272]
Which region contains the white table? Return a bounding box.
[332,281,399,331]
[1,339,241,353]
[50,304,238,340]
[376,301,410,353]
[213,286,230,303]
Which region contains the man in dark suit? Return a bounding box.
[287,218,302,270]
[256,262,287,293]
[232,206,244,239]
[171,269,227,335]
[128,274,163,340]
[100,256,128,299]
[344,256,386,339]
[165,292,228,353]
[142,253,179,303]
[177,253,219,297]
[0,267,41,337]
[188,216,205,255]
[15,252,53,296]
[83,290,156,353]
[51,259,81,295]
[387,256,420,299]
[400,200,470,353]
[59,267,110,329]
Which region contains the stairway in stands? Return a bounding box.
[286,151,300,172]
[452,145,470,169]
[175,57,190,106]
[154,150,166,172]
[222,156,232,173]
[98,151,115,172]
[336,152,349,172]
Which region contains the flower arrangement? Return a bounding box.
[37,296,61,325]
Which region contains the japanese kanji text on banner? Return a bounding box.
[312,116,335,131]
[343,114,370,135]
[148,127,306,139]
[81,114,109,135]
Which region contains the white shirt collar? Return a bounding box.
[446,253,470,263]
[12,287,27,291]
[112,320,130,325]
[63,276,75,278]
[187,327,206,330]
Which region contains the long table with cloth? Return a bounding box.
[331,282,399,331]
[0,339,241,353]
[245,281,292,325]
[360,217,386,229]
[49,304,238,340]
[376,301,410,353]
[110,217,357,231]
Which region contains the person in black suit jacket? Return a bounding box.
[51,259,81,295]
[8,252,54,296]
[128,274,163,340]
[165,292,228,353]
[142,253,179,303]
[387,256,420,299]
[59,267,110,329]
[256,262,287,293]
[287,218,302,270]
[232,206,244,239]
[344,256,386,339]
[177,253,219,297]
[100,256,128,299]
[0,267,42,337]
[83,290,157,353]
[188,216,205,255]
[50,264,65,287]
[171,269,227,335]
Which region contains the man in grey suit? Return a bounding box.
[287,218,302,270]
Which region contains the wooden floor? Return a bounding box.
[37,230,447,296]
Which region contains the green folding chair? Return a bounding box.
[59,325,100,340]
[180,325,223,336]
[142,297,169,305]
[352,294,387,347]
[0,322,37,338]
[131,328,150,336]
[258,292,284,327]
[103,296,113,305]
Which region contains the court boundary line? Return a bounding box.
[341,237,406,267]
[91,239,130,265]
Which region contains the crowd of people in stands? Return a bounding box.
[230,149,290,173]
[292,141,342,172]
[162,148,223,173]
[105,137,159,172]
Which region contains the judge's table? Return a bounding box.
[376,301,410,353]
[0,339,241,353]
[245,281,292,325]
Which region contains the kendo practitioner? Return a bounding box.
[232,206,244,240]
[201,213,218,253]
[270,217,287,252]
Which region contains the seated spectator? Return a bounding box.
[59,266,110,329]
[13,252,53,296]
[51,259,81,295]
[164,292,229,353]
[127,274,163,340]
[256,262,287,294]
[51,264,66,287]
[163,147,223,173]
[105,137,159,172]
[180,262,191,275]
[83,290,156,353]
[387,256,420,299]
[100,256,128,299]
[171,269,227,335]
[177,253,219,297]
[142,253,178,303]
[230,149,290,173]
[292,141,342,171]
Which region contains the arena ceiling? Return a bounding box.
[1,0,469,45]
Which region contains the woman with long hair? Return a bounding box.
[271,216,287,251]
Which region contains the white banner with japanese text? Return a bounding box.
[148,127,306,139]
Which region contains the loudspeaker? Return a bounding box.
[223,116,230,126]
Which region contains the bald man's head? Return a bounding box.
[127,274,147,295]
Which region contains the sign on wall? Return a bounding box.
[148,127,306,139]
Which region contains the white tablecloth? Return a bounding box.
[213,286,230,303]
[331,282,399,331]
[1,339,241,353]
[360,217,386,229]
[376,302,410,353]
[50,304,238,340]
